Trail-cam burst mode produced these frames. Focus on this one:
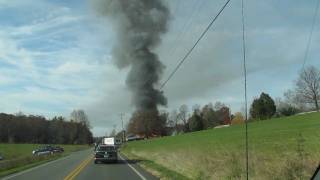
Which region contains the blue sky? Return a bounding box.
[0,0,319,136]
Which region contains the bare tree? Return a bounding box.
[192,104,201,115]
[284,89,309,111]
[70,110,91,129]
[178,104,189,126]
[127,110,166,137]
[295,66,320,111]
[214,101,226,111]
[167,110,176,128]
[109,125,117,137]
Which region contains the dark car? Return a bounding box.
[94,145,118,164]
[52,146,64,153]
[32,146,53,156]
[126,134,145,141]
[32,145,63,156]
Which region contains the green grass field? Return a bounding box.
[0,144,88,160]
[0,144,89,177]
[122,112,320,179]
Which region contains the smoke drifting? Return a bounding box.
[93,0,170,112]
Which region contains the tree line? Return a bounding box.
[126,102,232,137]
[0,110,93,144]
[124,65,320,137]
[251,65,320,120]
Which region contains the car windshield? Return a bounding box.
[98,146,115,151]
[1,1,320,179]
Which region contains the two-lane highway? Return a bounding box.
[75,155,155,180]
[3,149,157,180]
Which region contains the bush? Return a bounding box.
[250,92,276,120]
[231,112,245,125]
[278,105,299,116]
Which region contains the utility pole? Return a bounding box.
[120,113,125,143]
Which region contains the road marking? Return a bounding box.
[64,155,92,180]
[119,154,147,180]
[2,155,70,180]
[69,156,92,180]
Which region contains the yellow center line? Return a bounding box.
[64,155,93,180]
[69,157,92,180]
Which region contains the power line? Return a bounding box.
[160,0,232,89]
[241,0,249,179]
[302,0,320,69]
[164,0,206,62]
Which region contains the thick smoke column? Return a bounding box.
[93,0,170,111]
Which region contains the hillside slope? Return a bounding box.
[122,112,320,179]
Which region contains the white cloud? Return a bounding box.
[11,15,83,37]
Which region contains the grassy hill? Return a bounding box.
[122,112,320,179]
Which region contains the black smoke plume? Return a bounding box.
[93,0,170,112]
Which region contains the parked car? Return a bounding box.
[52,146,64,153]
[126,134,145,141]
[32,145,63,156]
[0,154,3,160]
[94,145,118,164]
[32,146,53,156]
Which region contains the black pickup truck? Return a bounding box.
[94,145,118,164]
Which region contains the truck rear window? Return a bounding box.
[98,146,115,151]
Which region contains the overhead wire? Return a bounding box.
[302,0,320,69]
[164,0,206,62]
[160,0,232,89]
[173,0,181,14]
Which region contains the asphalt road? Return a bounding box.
[2,149,157,180]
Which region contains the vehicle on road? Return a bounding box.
[94,142,99,151]
[94,145,118,164]
[103,137,115,145]
[102,137,123,149]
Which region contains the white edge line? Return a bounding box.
[2,155,70,180]
[119,154,147,180]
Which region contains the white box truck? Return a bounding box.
[103,137,115,146]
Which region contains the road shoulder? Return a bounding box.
[120,153,188,180]
[119,153,160,180]
[1,155,69,180]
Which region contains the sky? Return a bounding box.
[0,0,319,136]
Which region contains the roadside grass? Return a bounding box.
[122,112,320,179]
[0,154,62,177]
[0,144,88,160]
[122,152,190,180]
[0,144,89,177]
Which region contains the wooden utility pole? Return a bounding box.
[120,113,125,143]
